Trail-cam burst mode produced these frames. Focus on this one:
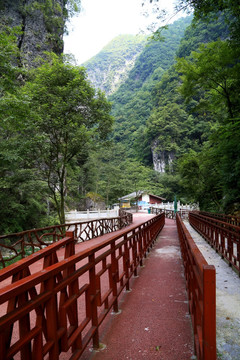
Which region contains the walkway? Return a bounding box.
[80,217,194,360]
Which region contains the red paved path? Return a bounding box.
[80,217,194,360]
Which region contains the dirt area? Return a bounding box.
[183,220,240,360]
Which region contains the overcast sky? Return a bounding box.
[64,0,184,65]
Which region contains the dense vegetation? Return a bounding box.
[0,27,112,233]
[0,0,240,235]
[110,16,193,153]
[84,5,240,214]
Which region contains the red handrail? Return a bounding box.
[189,212,240,275]
[0,212,133,268]
[199,211,240,227]
[176,214,216,360]
[0,213,164,360]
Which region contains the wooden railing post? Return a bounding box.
[45,276,59,359]
[123,235,130,291]
[88,253,99,349]
[111,242,119,313]
[132,230,138,277]
[203,265,216,360]
[65,231,75,258]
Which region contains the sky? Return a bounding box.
[64,0,185,65]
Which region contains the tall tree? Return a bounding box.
[22,54,113,224]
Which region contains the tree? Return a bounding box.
[176,0,240,43]
[0,27,52,233]
[0,26,21,95]
[22,54,113,224]
[176,40,240,121]
[178,146,223,211]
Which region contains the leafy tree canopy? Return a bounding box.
[21,53,113,224]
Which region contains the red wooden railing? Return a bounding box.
[199,211,240,227]
[151,207,190,219]
[0,213,164,360]
[0,211,133,268]
[189,212,240,275]
[176,214,216,360]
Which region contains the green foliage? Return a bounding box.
[177,0,240,44]
[172,3,240,212]
[176,40,240,119]
[1,0,240,236]
[214,120,240,212]
[176,12,230,58]
[20,53,113,224]
[110,16,192,160]
[0,26,22,94]
[0,24,113,233]
[178,147,223,210]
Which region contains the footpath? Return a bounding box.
[80,217,194,360]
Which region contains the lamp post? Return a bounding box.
[174,195,178,215]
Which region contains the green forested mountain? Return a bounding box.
[110,16,193,154]
[1,0,240,235]
[83,34,147,95]
[81,8,239,214]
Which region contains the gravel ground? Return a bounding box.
[183,220,240,360]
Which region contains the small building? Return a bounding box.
[119,191,165,209]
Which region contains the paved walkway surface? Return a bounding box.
[80,217,194,360]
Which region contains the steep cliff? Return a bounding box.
[0,0,67,66]
[83,34,147,96]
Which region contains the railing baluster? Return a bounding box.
[111,241,119,313]
[88,253,99,349]
[124,235,130,291]
[203,265,216,360]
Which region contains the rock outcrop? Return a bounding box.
[83,34,147,96]
[0,0,65,66]
[151,140,175,173]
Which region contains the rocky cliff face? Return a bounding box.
[83,34,147,96]
[0,0,65,66]
[151,140,175,173]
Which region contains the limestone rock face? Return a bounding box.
[83,34,147,96]
[151,140,175,173]
[0,0,65,66]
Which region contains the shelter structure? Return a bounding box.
[119,191,165,209]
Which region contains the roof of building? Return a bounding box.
[119,191,165,201]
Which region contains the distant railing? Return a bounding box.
[176,214,216,360]
[0,210,133,268]
[65,208,119,221]
[189,212,240,275]
[150,207,189,219]
[0,213,165,360]
[199,211,240,227]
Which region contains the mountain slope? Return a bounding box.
[83,34,147,95]
[109,16,193,156]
